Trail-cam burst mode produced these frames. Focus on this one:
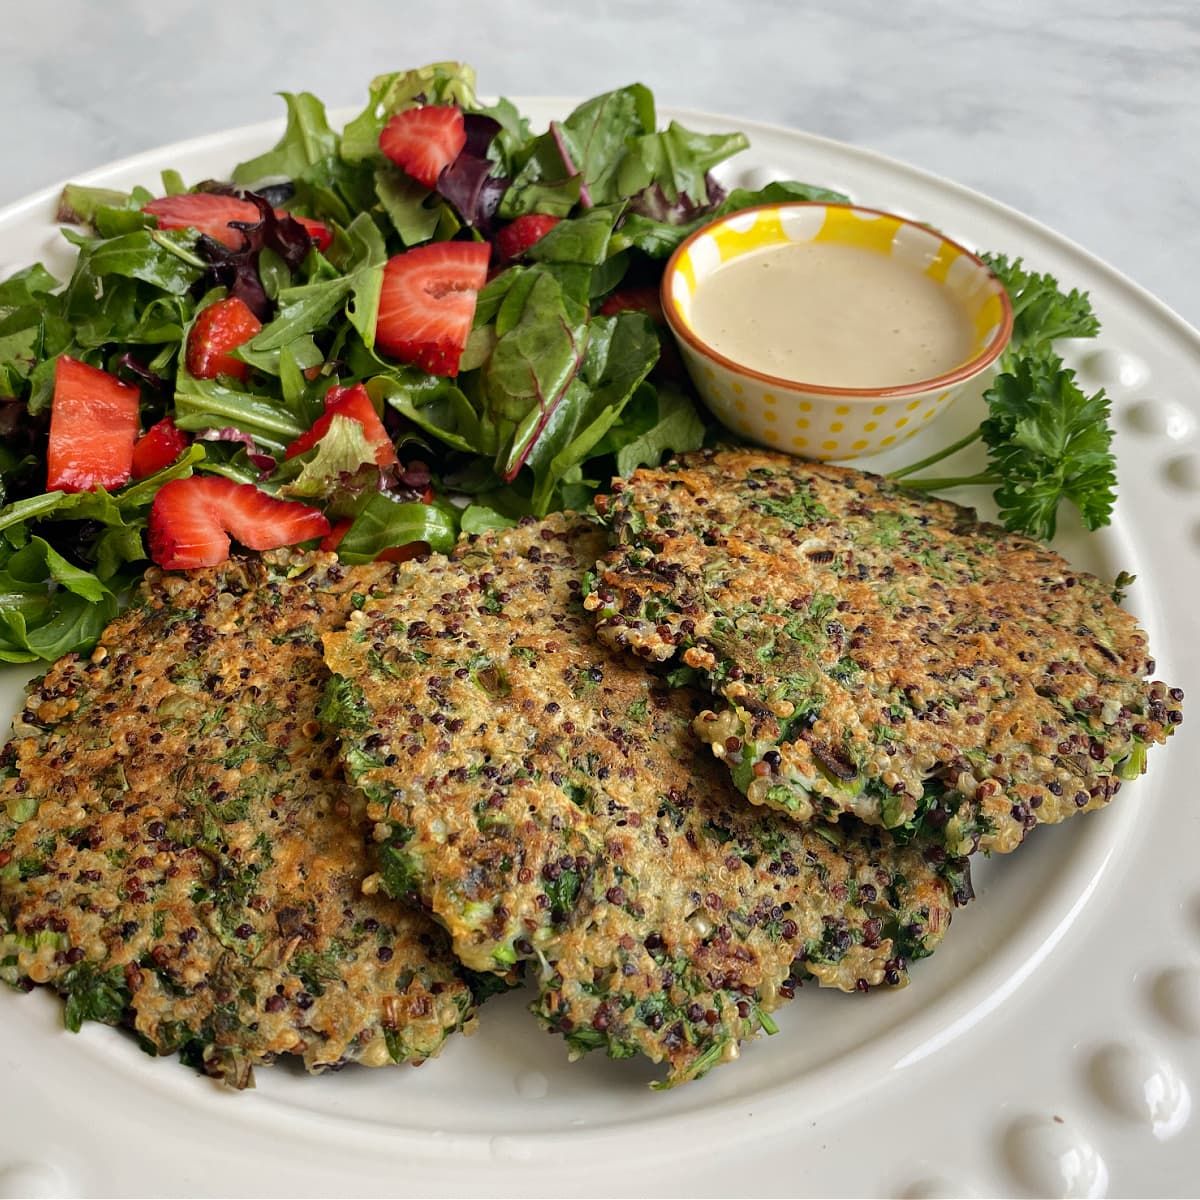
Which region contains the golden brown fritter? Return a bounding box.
[323,514,957,1087]
[585,448,1182,856]
[0,553,474,1088]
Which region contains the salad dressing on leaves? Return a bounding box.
[690,242,976,388]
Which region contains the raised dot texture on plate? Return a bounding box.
[514,1069,548,1099]
[1002,1115,1108,1199]
[1087,1042,1191,1139]
[0,1162,70,1200]
[1151,966,1200,1035]
[897,1175,977,1198]
[1080,348,1149,390]
[1124,399,1195,441]
[1164,455,1200,492]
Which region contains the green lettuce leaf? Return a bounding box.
[233,92,339,184]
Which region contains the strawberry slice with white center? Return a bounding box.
[148,476,330,570]
[375,242,490,376]
[379,106,466,189]
[285,382,398,467]
[142,193,332,251]
[142,194,260,249]
[46,356,140,493]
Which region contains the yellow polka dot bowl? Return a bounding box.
[660,202,1013,460]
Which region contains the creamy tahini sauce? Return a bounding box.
[689,242,977,388]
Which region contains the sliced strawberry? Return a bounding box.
[186,296,263,382]
[598,286,665,323]
[148,476,329,570]
[144,192,331,252]
[375,243,490,376]
[132,418,189,479]
[285,382,398,467]
[320,518,353,553]
[47,357,140,493]
[495,215,560,261]
[379,106,466,189]
[142,194,260,249]
[288,214,333,252]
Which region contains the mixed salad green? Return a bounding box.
[0,61,1115,666]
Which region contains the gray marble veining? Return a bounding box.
[0,0,1196,321]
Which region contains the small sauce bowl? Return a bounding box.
[660,202,1013,460]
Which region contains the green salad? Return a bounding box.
[0,61,1114,665]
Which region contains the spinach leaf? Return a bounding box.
[498,134,583,219]
[459,504,517,534]
[374,166,441,245]
[377,371,492,456]
[486,270,589,478]
[337,495,458,563]
[524,312,659,512]
[618,123,748,204]
[527,204,623,265]
[65,228,205,296]
[556,85,656,205]
[611,385,707,476]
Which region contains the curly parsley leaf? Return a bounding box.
[981,252,1100,363]
[981,354,1116,539]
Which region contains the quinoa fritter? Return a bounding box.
[323,514,958,1087]
[0,554,474,1088]
[585,448,1182,857]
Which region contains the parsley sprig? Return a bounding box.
[890,255,1115,540]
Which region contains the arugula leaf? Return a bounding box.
[0,264,60,309]
[232,92,339,184]
[174,375,305,454]
[337,495,458,563]
[248,212,385,352]
[56,183,147,229]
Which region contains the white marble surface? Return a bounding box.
[0,0,1196,322]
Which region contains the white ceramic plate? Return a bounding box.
[0,101,1196,1200]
